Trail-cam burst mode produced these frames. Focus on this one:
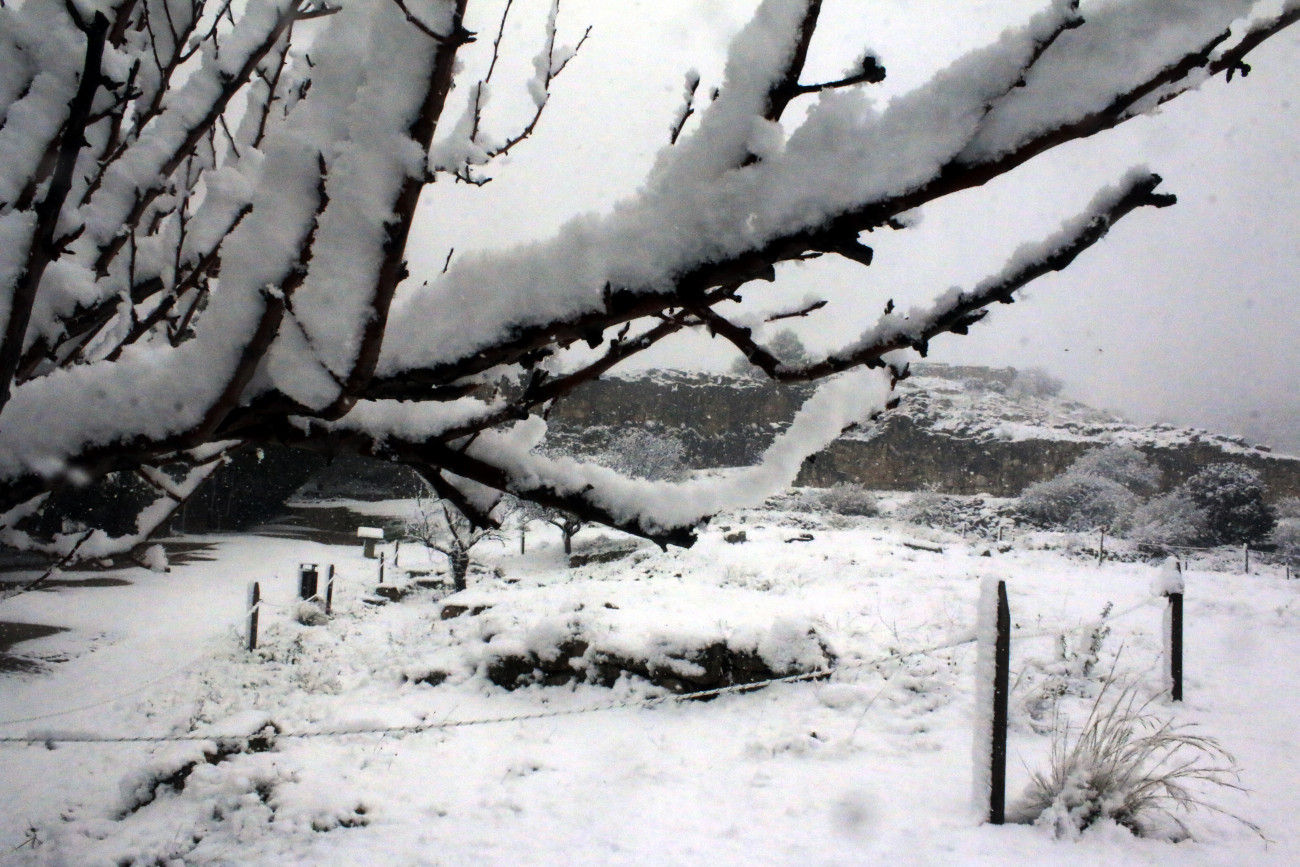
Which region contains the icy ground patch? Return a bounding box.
[1,503,1298,865]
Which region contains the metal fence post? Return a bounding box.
[990,580,1011,824]
[247,581,260,652]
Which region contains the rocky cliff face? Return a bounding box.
[546,366,1300,501]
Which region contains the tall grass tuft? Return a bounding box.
[1012,679,1264,840]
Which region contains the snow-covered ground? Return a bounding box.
[1,499,1297,866]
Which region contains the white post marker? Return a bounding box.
[358,526,384,559]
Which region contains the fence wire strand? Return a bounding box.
[0,596,1165,747]
[0,538,1198,749]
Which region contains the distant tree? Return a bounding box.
[1177,463,1275,546]
[512,497,584,556]
[2,0,1296,559]
[404,495,501,591]
[544,510,585,556]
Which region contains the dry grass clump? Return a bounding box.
[1013,680,1263,841]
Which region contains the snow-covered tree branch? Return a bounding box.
[1,0,1296,554]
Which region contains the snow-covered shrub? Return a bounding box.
[729,328,811,377]
[1022,603,1114,731]
[1178,464,1275,546]
[295,600,328,627]
[811,483,880,517]
[898,491,1007,537]
[1007,368,1064,399]
[1017,474,1138,533]
[1069,445,1162,496]
[593,429,688,482]
[1013,681,1253,840]
[1273,497,1300,521]
[1271,520,1300,566]
[1129,492,1209,548]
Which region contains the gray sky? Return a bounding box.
[409,1,1300,451]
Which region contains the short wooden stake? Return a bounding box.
[1097,531,1105,566]
[378,551,385,584]
[247,581,260,652]
[1243,544,1250,574]
[990,580,1011,824]
[325,564,335,615]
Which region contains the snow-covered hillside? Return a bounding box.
[874,365,1282,458]
[1,499,1297,865]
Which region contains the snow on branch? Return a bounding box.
[0,0,1295,554]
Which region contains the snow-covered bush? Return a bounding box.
[593,429,688,482]
[1273,498,1300,521]
[1271,520,1300,566]
[1129,492,1209,548]
[1007,368,1064,399]
[1017,475,1138,533]
[1022,603,1114,731]
[1013,682,1253,840]
[1069,446,1162,496]
[811,483,880,517]
[730,328,811,377]
[1178,464,1276,546]
[899,491,1006,537]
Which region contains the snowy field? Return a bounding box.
[1,498,1298,866]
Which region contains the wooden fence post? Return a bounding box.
[247,581,260,652]
[378,551,385,584]
[325,564,335,615]
[1243,544,1250,574]
[1097,530,1105,566]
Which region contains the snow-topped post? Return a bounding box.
[247,581,260,653]
[298,563,320,601]
[358,527,385,559]
[973,577,1011,824]
[1156,558,1185,702]
[378,551,386,585]
[325,564,335,615]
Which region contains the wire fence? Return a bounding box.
[0,592,1159,747]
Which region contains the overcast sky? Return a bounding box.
[408,1,1300,451]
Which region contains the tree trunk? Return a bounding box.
[451,549,469,592]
